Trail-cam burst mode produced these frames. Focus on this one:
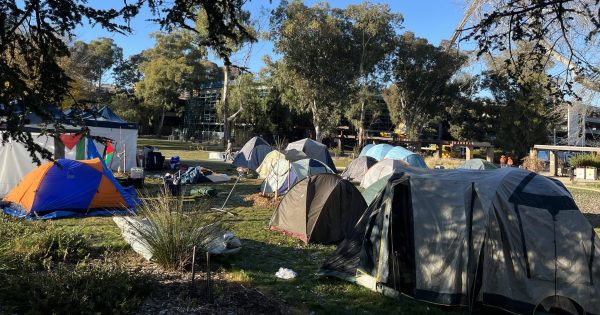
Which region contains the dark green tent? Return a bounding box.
[270,173,367,244]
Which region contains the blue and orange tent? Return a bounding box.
[2,158,137,219]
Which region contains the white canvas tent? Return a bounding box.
[83,106,138,172]
[0,133,55,197]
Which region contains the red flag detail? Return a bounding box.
[59,133,83,150]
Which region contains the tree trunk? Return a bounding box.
[156,105,165,137]
[358,99,366,148]
[222,64,230,148]
[314,124,322,143]
[311,99,323,142]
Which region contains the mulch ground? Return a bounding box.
[135,271,288,315]
[243,193,282,209]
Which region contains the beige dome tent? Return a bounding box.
[320,168,600,314]
[270,173,367,244]
[256,150,286,179]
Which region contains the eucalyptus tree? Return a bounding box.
[135,30,209,136]
[344,2,403,147]
[270,0,357,142]
[383,32,466,139]
[195,4,256,146]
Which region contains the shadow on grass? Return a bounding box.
[221,238,459,315]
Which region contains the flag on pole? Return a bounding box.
[104,140,115,166]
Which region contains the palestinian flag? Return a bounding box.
[104,140,115,166]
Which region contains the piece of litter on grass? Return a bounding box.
[275,267,297,279]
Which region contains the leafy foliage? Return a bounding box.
[383,32,466,139]
[463,0,600,98]
[136,30,210,135]
[481,44,559,159]
[570,154,600,168]
[344,2,403,146]
[269,0,358,141]
[1,0,255,162]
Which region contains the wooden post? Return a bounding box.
[486,147,494,163]
[549,150,558,177]
[436,142,442,159]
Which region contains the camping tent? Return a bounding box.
[383,146,428,168]
[256,150,286,179]
[270,173,367,244]
[0,134,58,197]
[81,106,138,172]
[360,159,410,188]
[0,104,84,197]
[286,138,336,170]
[341,156,377,183]
[232,136,272,171]
[2,158,137,219]
[261,158,335,194]
[457,158,498,170]
[320,168,600,314]
[358,144,375,157]
[361,174,392,206]
[364,143,393,161]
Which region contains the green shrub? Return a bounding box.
[570,154,600,168]
[0,263,152,314]
[134,191,224,270]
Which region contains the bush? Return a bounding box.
[570,154,600,168]
[134,191,224,270]
[0,263,152,314]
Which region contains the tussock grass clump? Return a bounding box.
[135,190,225,270]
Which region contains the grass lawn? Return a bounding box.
[30,138,599,314]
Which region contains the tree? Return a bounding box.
[113,53,146,95]
[344,2,403,148]
[87,38,123,88]
[1,0,255,163]
[270,0,358,142]
[195,5,256,147]
[136,30,208,136]
[383,32,466,139]
[110,93,142,124]
[480,44,559,159]
[462,0,600,98]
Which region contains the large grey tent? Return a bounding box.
[232,137,272,171]
[286,138,336,170]
[270,173,367,244]
[341,156,377,183]
[320,168,600,314]
[458,158,499,170]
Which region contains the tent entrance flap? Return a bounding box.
[387,179,416,295]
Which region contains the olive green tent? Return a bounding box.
[270,173,367,244]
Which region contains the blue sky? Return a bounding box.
[75,1,468,76]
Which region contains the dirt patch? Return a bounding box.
[136,269,288,315]
[243,193,282,209]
